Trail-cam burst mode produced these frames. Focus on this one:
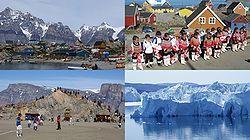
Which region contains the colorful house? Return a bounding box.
[223,13,248,29]
[186,6,226,29]
[178,8,194,18]
[142,1,154,12]
[227,2,248,16]
[125,5,140,28]
[140,12,156,24]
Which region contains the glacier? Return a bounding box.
[125,87,141,102]
[130,82,250,118]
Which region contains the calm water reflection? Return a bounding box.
[126,106,250,140]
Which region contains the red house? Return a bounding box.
[125,5,140,28]
[140,12,156,24]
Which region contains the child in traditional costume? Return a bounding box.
[162,33,173,66]
[143,34,154,68]
[178,31,189,64]
[213,32,222,59]
[231,27,241,52]
[240,27,247,51]
[189,32,201,61]
[130,36,143,70]
[203,32,213,60]
[152,31,163,66]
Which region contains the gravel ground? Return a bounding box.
[0,120,124,140]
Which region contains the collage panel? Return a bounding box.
[125,0,249,70]
[0,70,125,140]
[0,0,125,70]
[125,70,250,140]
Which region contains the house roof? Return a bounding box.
[199,0,212,7]
[227,2,247,12]
[186,6,207,25]
[224,13,248,23]
[186,6,226,27]
[140,12,154,18]
[125,5,137,16]
[217,4,227,10]
[227,2,240,11]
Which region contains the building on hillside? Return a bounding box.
[142,1,154,12]
[128,2,143,11]
[186,6,226,29]
[223,13,248,29]
[140,12,156,24]
[227,2,248,16]
[125,5,140,28]
[151,2,174,13]
[199,0,213,9]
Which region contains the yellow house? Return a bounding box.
[178,8,194,17]
[142,1,154,12]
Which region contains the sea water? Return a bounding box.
[126,106,250,140]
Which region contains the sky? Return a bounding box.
[126,70,250,84]
[0,0,124,30]
[0,70,124,91]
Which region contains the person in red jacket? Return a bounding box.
[240,27,247,51]
[203,32,213,60]
[189,32,201,61]
[231,27,241,52]
[213,32,222,59]
[56,115,61,130]
[178,31,189,64]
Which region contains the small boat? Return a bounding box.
[68,66,88,70]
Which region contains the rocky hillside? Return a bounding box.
[0,7,124,45]
[0,90,110,121]
[88,84,124,113]
[0,83,51,105]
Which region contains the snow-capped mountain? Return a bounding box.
[0,7,49,43]
[0,7,124,45]
[75,22,124,45]
[127,82,250,118]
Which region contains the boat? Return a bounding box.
[68,66,88,70]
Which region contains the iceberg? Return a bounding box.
[130,82,250,118]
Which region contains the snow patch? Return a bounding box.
[20,27,32,39]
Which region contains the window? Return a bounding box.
[209,17,216,24]
[199,17,206,24]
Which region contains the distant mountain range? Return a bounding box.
[0,7,124,45]
[0,83,124,113]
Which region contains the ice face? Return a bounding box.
[130,83,250,118]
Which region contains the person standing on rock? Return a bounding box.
[16,113,23,138]
[56,115,61,130]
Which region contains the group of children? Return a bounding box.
[129,26,248,70]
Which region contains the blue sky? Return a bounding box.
[126,70,250,84]
[0,70,124,91]
[0,0,124,30]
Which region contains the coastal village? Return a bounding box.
[125,0,249,70]
[0,39,125,69]
[125,0,249,31]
